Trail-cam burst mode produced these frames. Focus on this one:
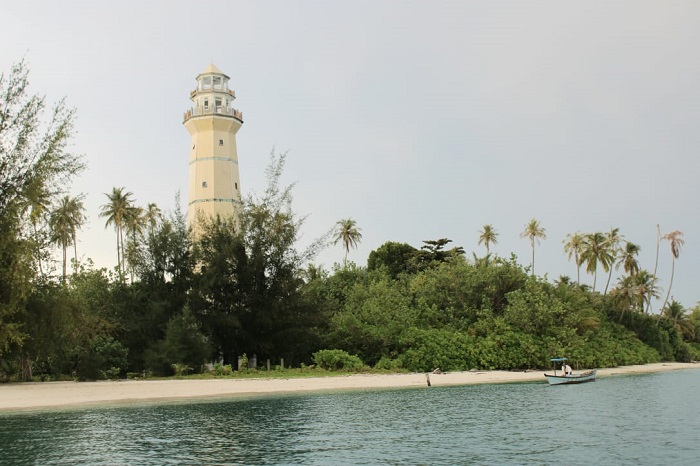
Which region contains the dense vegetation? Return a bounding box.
[1,61,698,382]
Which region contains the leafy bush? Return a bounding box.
[397,327,476,372]
[171,363,192,376]
[374,356,403,370]
[75,335,128,380]
[312,349,364,371]
[213,363,233,375]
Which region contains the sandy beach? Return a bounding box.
[1,362,697,412]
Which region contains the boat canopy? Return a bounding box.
[550,357,568,362]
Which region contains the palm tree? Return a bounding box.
[563,232,584,285]
[99,187,135,279]
[145,203,162,235]
[634,270,661,314]
[333,218,362,266]
[49,195,86,281]
[662,300,694,340]
[611,275,638,322]
[520,218,546,276]
[124,205,145,283]
[649,224,661,314]
[603,228,623,295]
[617,241,641,277]
[478,224,498,255]
[661,230,685,311]
[580,232,613,293]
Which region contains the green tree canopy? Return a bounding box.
[0,60,83,357]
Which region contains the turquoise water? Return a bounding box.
[1,369,699,465]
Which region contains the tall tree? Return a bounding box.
[99,187,135,280]
[124,205,145,283]
[660,230,685,311]
[520,218,546,276]
[478,224,498,255]
[611,275,637,322]
[662,300,693,340]
[603,228,623,295]
[23,179,52,276]
[617,241,641,277]
[0,59,83,356]
[145,202,162,235]
[649,224,661,314]
[333,218,362,266]
[192,151,325,365]
[563,232,584,285]
[49,194,86,281]
[580,232,614,293]
[634,270,661,314]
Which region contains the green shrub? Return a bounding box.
[213,363,233,376]
[374,356,403,370]
[238,353,249,371]
[75,335,128,380]
[101,367,122,379]
[312,349,364,371]
[171,363,192,376]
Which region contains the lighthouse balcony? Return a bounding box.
[183,105,243,122]
[190,89,235,99]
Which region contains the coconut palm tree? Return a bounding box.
[124,205,145,283]
[648,224,661,313]
[99,187,135,279]
[661,230,685,311]
[49,195,86,281]
[145,202,162,236]
[580,232,614,293]
[563,232,584,285]
[663,300,694,340]
[617,241,641,277]
[520,218,546,276]
[333,218,362,266]
[634,270,661,314]
[611,275,638,322]
[603,228,623,296]
[478,224,498,255]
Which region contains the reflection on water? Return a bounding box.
[1,369,699,465]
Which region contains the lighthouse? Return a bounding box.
[183,64,243,235]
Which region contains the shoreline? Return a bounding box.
[1,362,697,413]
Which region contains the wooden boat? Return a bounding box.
[544,357,597,385]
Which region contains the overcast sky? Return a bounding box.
[2,1,698,310]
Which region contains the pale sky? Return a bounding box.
[2,1,698,310]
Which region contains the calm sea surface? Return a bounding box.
[1,369,699,465]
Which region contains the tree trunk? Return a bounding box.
[661,258,675,313]
[576,255,580,285]
[73,230,78,274]
[21,354,33,381]
[604,267,613,296]
[648,224,660,314]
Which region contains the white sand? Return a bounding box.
[0,362,696,412]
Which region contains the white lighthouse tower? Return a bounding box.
[183,64,244,235]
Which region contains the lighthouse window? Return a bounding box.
[219,139,224,146]
[202,181,207,188]
[213,76,222,89]
[203,99,209,110]
[215,98,222,112]
[235,183,238,190]
[202,76,212,90]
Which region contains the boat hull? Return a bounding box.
[544,369,597,385]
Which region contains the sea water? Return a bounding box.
[1,369,699,465]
